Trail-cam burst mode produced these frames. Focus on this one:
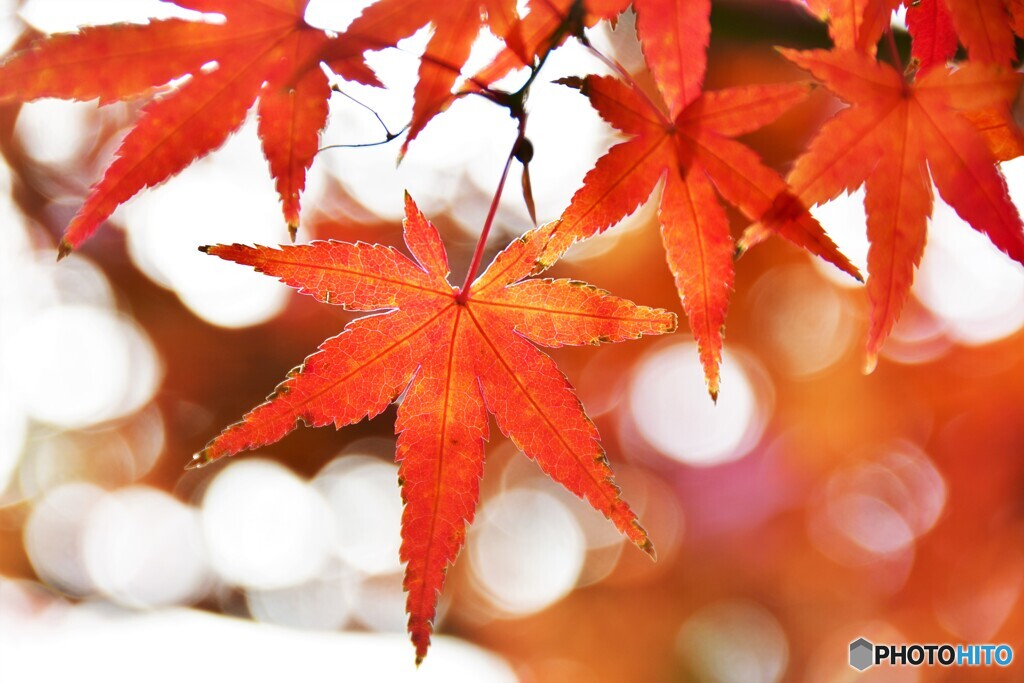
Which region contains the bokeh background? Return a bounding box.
[2,1,1024,681]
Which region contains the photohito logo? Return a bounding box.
[849,637,1013,671]
[849,638,873,671]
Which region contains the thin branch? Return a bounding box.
[318,125,408,152]
[317,86,408,153]
[332,85,398,138]
[454,37,557,299]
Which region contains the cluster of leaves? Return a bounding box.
[2,0,1023,662]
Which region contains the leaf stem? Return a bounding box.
[457,132,519,302]
[318,86,408,152]
[456,43,554,300]
[884,26,905,74]
[318,125,408,151]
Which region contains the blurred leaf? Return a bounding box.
[0,0,378,254]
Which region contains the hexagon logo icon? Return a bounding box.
[850,638,874,671]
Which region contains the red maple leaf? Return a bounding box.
[899,0,1024,160]
[190,195,675,663]
[538,72,859,398]
[905,0,959,73]
[756,47,1024,370]
[927,0,1024,160]
[943,0,1016,64]
[474,0,711,113]
[329,0,519,155]
[0,0,377,255]
[803,0,901,54]
[473,0,629,86]
[475,0,857,398]
[1010,0,1024,37]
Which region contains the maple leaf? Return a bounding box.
[0,0,377,255]
[803,0,901,54]
[472,0,628,87]
[476,0,856,398]
[539,73,859,399]
[765,47,1024,370]
[329,0,519,155]
[928,0,1024,160]
[943,0,1016,65]
[473,0,711,114]
[190,194,675,663]
[905,0,958,74]
[1010,0,1024,37]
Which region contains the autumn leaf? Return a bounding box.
[804,0,901,54]
[1010,0,1024,38]
[0,0,377,255]
[478,0,857,401]
[944,0,1015,65]
[330,0,519,155]
[766,47,1024,370]
[540,72,859,399]
[472,0,628,86]
[190,194,675,663]
[934,0,1024,160]
[905,0,958,74]
[473,0,710,111]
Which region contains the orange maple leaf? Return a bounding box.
[190,194,675,663]
[473,0,628,86]
[898,0,1024,160]
[477,0,857,398]
[803,0,901,54]
[757,48,1024,370]
[944,0,1016,64]
[539,73,859,398]
[0,0,377,255]
[329,0,519,155]
[906,0,959,74]
[474,0,711,111]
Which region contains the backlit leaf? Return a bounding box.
[194,195,675,662]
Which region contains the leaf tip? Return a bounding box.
[775,46,800,63]
[414,639,429,667]
[639,538,657,562]
[197,245,211,254]
[863,352,878,375]
[287,223,298,243]
[56,239,73,261]
[185,449,213,471]
[737,221,770,256]
[554,76,585,91]
[403,190,417,214]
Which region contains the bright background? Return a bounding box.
[1,1,1024,681]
